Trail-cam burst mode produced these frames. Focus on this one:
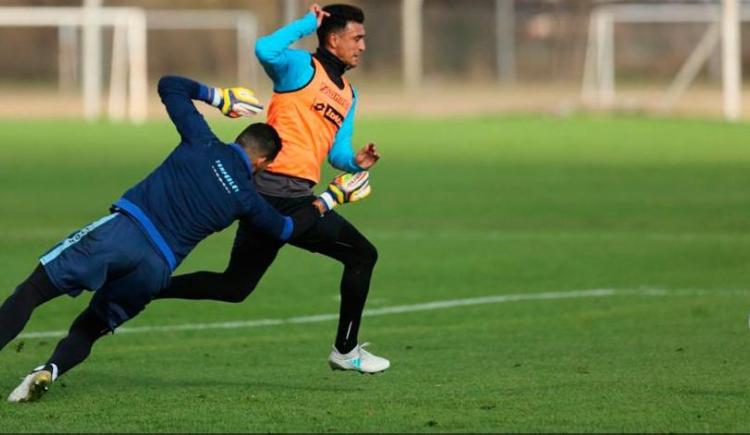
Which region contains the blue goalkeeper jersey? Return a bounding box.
[112,76,293,271]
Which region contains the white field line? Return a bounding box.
[13,287,741,340]
[6,228,750,244]
[367,230,750,244]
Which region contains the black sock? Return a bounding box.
[334,290,368,354]
[0,265,63,352]
[315,224,377,356]
[334,260,376,354]
[46,307,110,378]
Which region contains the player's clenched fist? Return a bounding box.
[319,171,371,211]
[214,87,264,118]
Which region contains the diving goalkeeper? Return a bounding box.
[0,75,370,402]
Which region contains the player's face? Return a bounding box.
[330,22,366,68]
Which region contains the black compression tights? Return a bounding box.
[156,214,378,355]
[46,307,110,377]
[0,265,62,352]
[0,265,110,378]
[328,234,378,354]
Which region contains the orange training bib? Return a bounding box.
[265,57,354,184]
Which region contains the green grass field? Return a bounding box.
[0,115,749,432]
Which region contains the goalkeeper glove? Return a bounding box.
[318,171,372,212]
[211,87,263,118]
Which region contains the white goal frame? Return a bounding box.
[582,1,744,121]
[0,6,147,123]
[0,6,258,123]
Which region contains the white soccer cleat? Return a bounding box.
[328,342,390,374]
[7,370,53,403]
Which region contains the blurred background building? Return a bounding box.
[0,0,747,120]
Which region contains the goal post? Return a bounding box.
[722,0,741,121]
[0,6,147,123]
[0,6,258,124]
[582,1,744,121]
[83,0,103,121]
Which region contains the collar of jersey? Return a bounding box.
[229,143,253,177]
[314,47,348,88]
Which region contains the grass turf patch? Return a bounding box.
[0,115,749,432]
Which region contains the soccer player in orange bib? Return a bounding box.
[156,4,389,373]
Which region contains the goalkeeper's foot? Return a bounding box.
[328,343,390,374]
[7,367,54,403]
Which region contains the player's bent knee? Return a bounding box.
[367,243,379,266]
[225,279,260,303]
[357,241,378,269]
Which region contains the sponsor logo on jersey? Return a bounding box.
[211,160,239,194]
[312,99,344,129]
[319,83,349,106]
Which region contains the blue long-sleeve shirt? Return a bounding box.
[254,12,361,173]
[113,76,293,271]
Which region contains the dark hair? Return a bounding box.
[235,123,282,161]
[316,4,365,47]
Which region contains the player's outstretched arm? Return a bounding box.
[328,90,361,172]
[254,4,326,91]
[240,172,371,242]
[157,75,222,146]
[283,172,372,240]
[328,89,381,172]
[158,76,262,145]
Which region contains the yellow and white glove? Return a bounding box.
[212,87,263,118]
[319,171,372,211]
